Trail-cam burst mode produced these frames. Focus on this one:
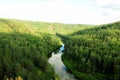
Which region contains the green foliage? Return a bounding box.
[0,32,61,80]
[1,18,120,80]
[0,18,94,35]
[0,18,94,80]
[62,21,120,80]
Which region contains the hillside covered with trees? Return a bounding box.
[0,18,93,80]
[0,18,119,80]
[62,21,120,80]
[0,19,61,80]
[0,19,93,35]
[0,32,62,80]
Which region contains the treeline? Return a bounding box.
[0,32,61,80]
[0,19,94,35]
[62,22,120,80]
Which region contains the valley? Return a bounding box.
[0,18,120,80]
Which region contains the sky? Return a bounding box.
[0,0,120,25]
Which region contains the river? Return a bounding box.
[48,44,76,80]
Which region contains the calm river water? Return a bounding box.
[48,44,76,80]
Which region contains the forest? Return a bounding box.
[0,18,120,80]
[0,19,63,80]
[62,21,120,80]
[0,32,63,80]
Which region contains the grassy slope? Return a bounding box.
[0,18,94,35]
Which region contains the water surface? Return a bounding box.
[48,52,76,80]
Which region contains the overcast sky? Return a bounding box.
[0,0,120,24]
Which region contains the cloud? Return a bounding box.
[89,0,120,17]
[90,0,120,7]
[90,0,120,10]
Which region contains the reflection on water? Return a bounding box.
[59,44,64,53]
[48,52,76,80]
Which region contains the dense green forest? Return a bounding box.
[62,21,120,80]
[0,19,93,80]
[0,32,62,80]
[0,19,61,80]
[0,18,120,80]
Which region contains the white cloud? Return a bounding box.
[90,0,120,11]
[90,0,120,7]
[89,0,120,23]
